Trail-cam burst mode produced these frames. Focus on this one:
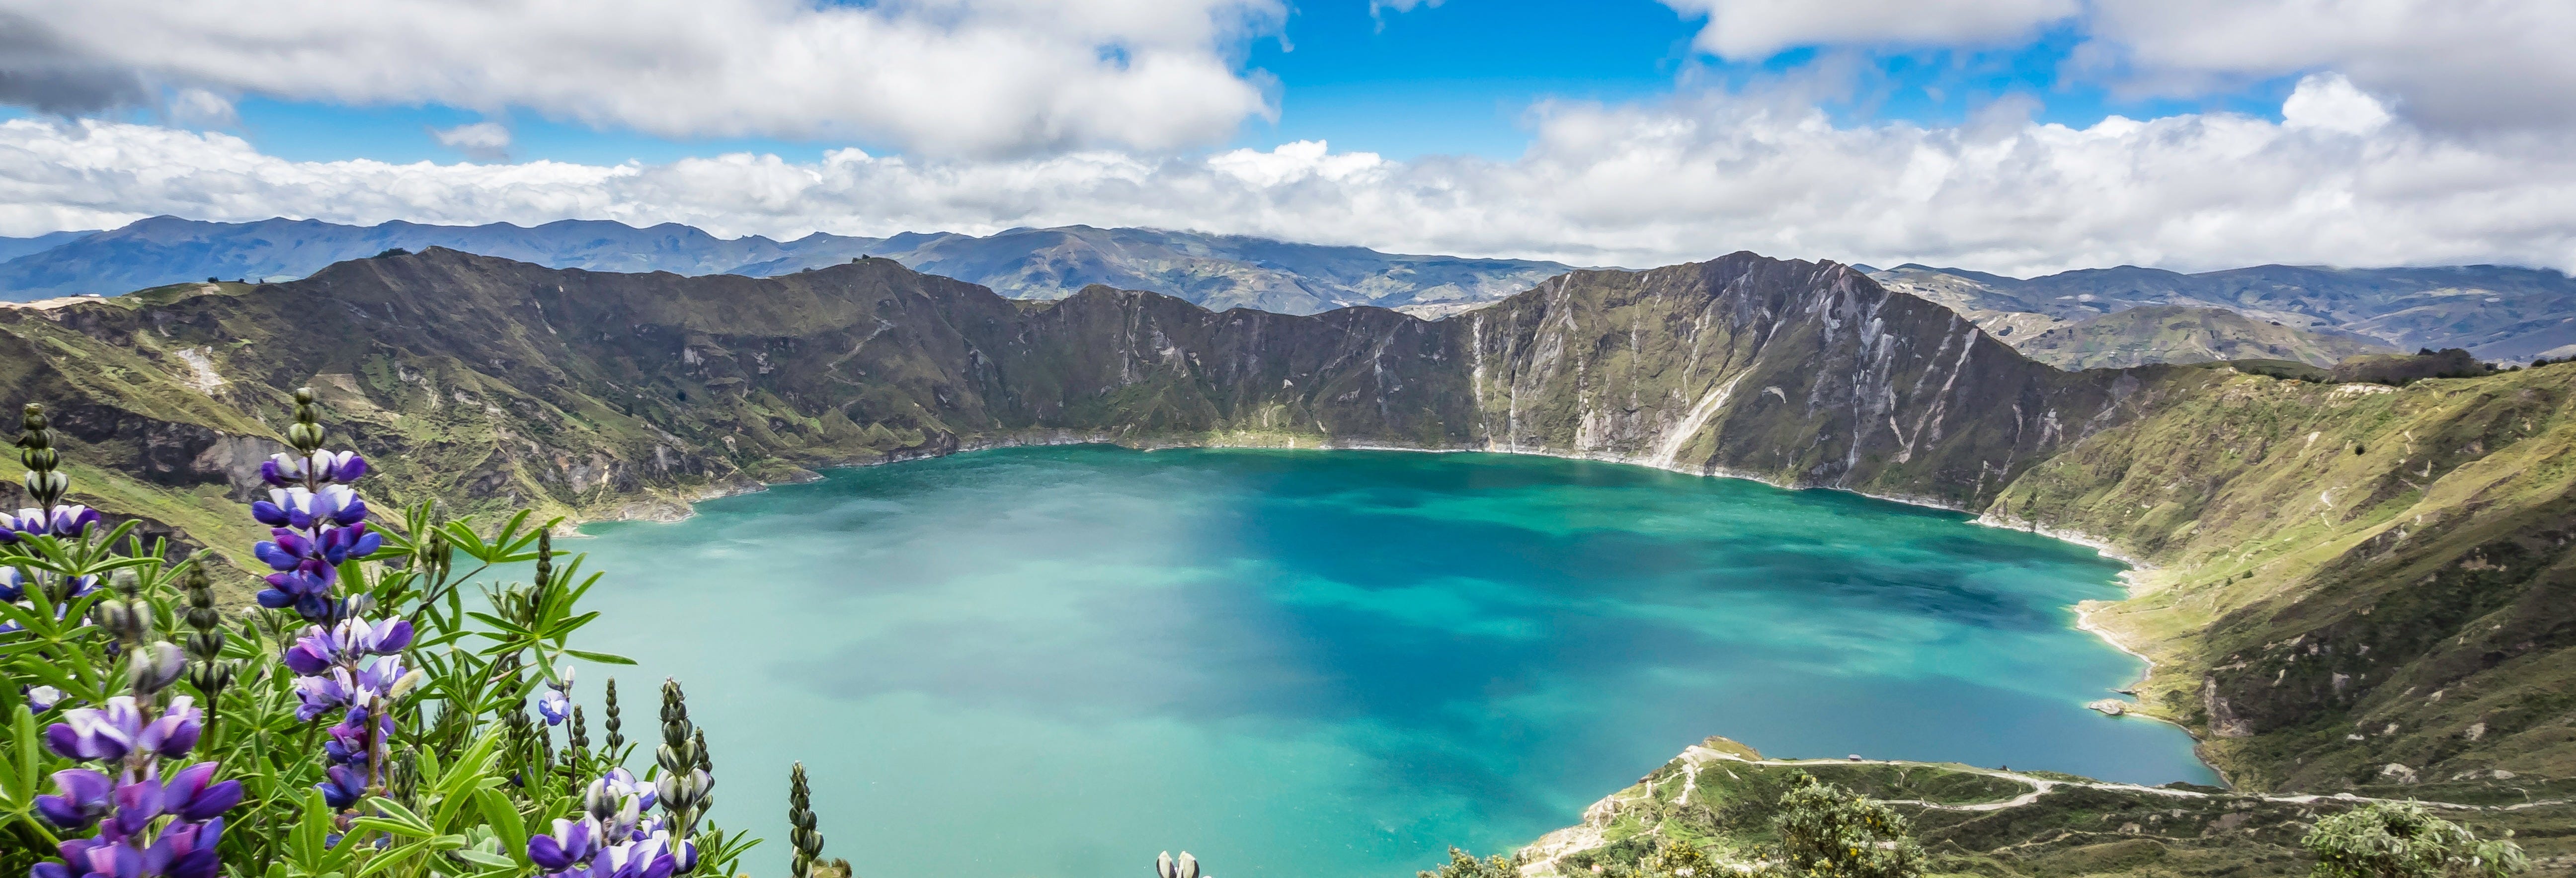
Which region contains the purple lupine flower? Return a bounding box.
[529,817,604,870]
[318,764,369,810]
[49,505,100,537]
[46,696,206,763]
[153,816,227,878]
[33,768,112,831]
[0,505,102,542]
[161,762,243,822]
[26,684,64,712]
[254,561,339,621]
[0,566,20,601]
[45,696,145,762]
[250,485,366,531]
[600,833,692,878]
[0,507,43,542]
[539,666,575,725]
[107,768,167,835]
[293,659,406,722]
[582,767,666,847]
[590,768,658,816]
[262,451,369,487]
[538,689,571,725]
[291,671,353,722]
[250,488,382,623]
[38,814,232,878]
[283,617,413,675]
[527,798,696,878]
[143,694,201,757]
[322,703,392,767]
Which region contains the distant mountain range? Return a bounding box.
[8,216,2571,364]
[0,217,1575,316]
[2011,305,2399,370]
[1867,262,2576,362]
[0,230,99,263]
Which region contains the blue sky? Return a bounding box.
[78,0,2302,167]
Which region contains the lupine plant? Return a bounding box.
[0,392,769,878]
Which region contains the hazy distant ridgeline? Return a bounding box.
[1870,262,2576,363]
[11,216,2575,367]
[0,217,1575,316]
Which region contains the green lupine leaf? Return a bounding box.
[560,648,636,665]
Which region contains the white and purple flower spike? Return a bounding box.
[539,665,575,725]
[314,450,368,483]
[46,504,99,537]
[0,507,44,543]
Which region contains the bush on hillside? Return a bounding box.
[2302,801,2525,878]
[1418,847,1517,878]
[2330,349,2492,386]
[1768,773,1922,878]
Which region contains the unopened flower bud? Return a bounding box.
[388,668,427,699]
[25,470,66,501]
[93,601,142,642]
[185,628,225,659]
[185,659,234,697]
[129,642,187,696]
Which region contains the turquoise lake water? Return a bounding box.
[556,446,2214,878]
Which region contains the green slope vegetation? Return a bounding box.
[1986,361,2576,790]
[1513,736,2574,878]
[3,248,2573,857]
[2015,305,2399,369]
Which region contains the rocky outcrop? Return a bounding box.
[1449,258,2141,507]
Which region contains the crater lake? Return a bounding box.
[555,446,2214,878]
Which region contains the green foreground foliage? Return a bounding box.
[0,397,798,878]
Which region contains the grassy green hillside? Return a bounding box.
[1986,361,2576,791]
[1514,736,2575,878]
[2015,305,2398,369]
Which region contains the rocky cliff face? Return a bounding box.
[7,247,2572,792]
[1448,257,2141,507]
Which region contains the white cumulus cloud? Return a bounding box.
[2279,74,2392,135]
[429,122,512,161]
[2083,0,2576,133]
[0,0,1286,157]
[4,81,2574,277]
[1661,0,2078,59]
[1659,0,2576,134]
